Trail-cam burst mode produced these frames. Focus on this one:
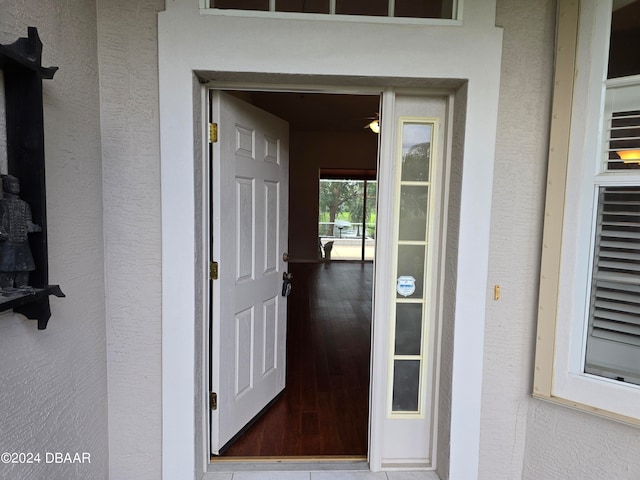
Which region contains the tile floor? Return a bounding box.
[204,471,440,480]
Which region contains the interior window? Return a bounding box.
[318,173,377,262]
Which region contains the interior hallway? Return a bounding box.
[220,262,373,458]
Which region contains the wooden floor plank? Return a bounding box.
[220,262,373,457]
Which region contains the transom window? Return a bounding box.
[208,0,458,20]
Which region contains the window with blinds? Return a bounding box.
[606,110,640,171]
[585,186,640,384]
[585,104,640,385]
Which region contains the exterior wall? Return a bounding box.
[95,1,164,479]
[523,402,640,479]
[0,2,109,480]
[483,1,640,479]
[479,1,557,478]
[7,2,639,480]
[289,131,378,262]
[518,1,640,477]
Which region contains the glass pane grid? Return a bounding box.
[389,118,435,415]
[209,0,456,19]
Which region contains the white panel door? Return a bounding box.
[209,91,289,454]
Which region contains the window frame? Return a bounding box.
[534,0,640,424]
[387,116,440,419]
[199,0,464,26]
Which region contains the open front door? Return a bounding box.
[209,91,290,454]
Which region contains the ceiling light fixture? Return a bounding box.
[617,149,640,164]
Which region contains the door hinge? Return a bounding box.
[210,392,218,410]
[209,123,218,143]
[210,261,219,280]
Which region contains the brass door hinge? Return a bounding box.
[210,261,219,280]
[210,392,218,410]
[209,123,218,143]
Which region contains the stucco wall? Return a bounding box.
[96,1,164,479]
[0,2,109,480]
[483,1,640,479]
[479,1,557,478]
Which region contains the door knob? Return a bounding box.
[283,252,290,262]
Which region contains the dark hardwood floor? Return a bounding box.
[220,262,373,458]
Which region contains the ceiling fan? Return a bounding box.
[364,113,380,133]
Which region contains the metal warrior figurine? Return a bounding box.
[0,175,41,291]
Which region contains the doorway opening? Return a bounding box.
[318,171,377,262]
[210,90,381,460]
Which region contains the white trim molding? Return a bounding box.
[158,1,503,478]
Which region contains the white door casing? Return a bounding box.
[209,91,290,454]
[370,92,448,468]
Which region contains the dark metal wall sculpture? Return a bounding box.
[0,27,64,329]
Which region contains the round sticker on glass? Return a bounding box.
[396,275,416,297]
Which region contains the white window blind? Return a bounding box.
[585,107,640,385]
[606,110,640,170]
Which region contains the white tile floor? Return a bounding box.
[204,471,440,480]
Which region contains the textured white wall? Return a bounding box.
[95,1,164,479]
[483,1,640,479]
[0,2,109,480]
[479,1,557,478]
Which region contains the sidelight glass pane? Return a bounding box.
[396,245,425,299]
[392,360,421,411]
[335,0,388,16]
[401,123,431,182]
[399,185,429,241]
[395,303,423,355]
[213,0,269,10]
[276,0,329,13]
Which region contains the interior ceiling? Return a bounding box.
[612,0,640,31]
[228,91,381,132]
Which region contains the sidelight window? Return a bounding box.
[389,119,437,415]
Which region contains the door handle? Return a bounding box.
[283,252,290,262]
[282,272,293,297]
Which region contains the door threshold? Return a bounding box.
[208,456,369,472]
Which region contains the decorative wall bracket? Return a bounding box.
[0,27,64,329]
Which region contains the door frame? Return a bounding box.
[160,7,503,478]
[202,84,454,472]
